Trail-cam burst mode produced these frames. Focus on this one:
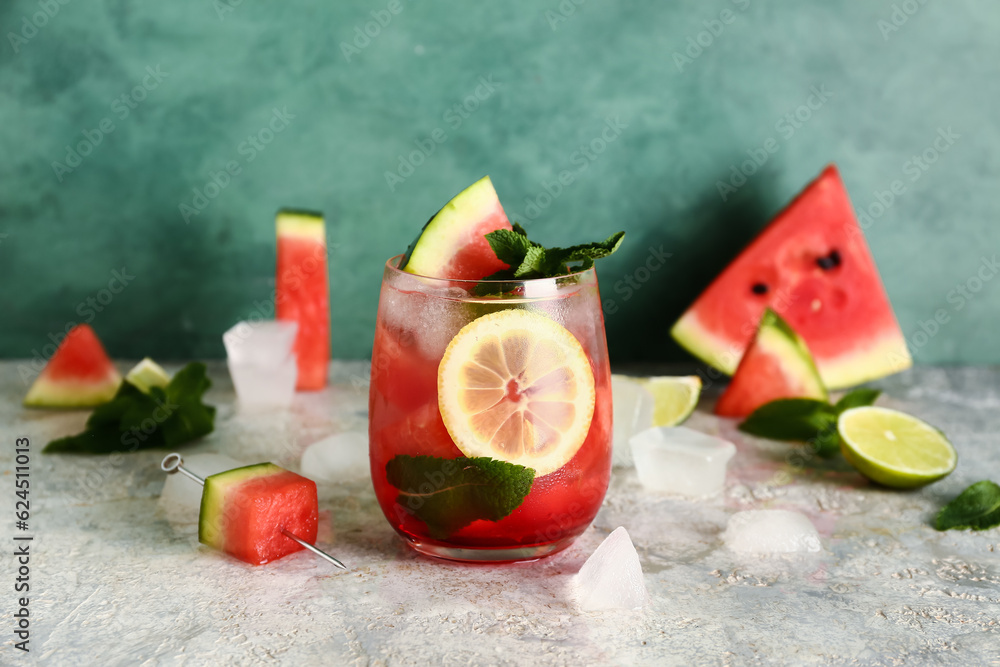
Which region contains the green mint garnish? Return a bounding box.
[44,362,216,454]
[385,455,535,539]
[934,481,1000,531]
[483,223,625,281]
[739,389,881,458]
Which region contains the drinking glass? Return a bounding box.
[369,256,612,562]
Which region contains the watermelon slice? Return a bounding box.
[672,165,911,390]
[715,309,827,418]
[401,175,513,280]
[199,463,318,566]
[23,324,121,408]
[276,209,330,391]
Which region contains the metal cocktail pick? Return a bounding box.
[160,453,347,570]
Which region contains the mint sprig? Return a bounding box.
[934,481,1000,531]
[385,455,535,539]
[483,224,625,281]
[738,389,881,458]
[44,362,216,454]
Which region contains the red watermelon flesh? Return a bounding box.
[672,165,910,390]
[198,463,318,566]
[715,309,827,418]
[24,324,121,407]
[276,209,330,391]
[401,176,512,281]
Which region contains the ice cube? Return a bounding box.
[228,356,297,408]
[300,431,370,482]
[157,453,242,524]
[572,527,648,611]
[722,510,821,554]
[611,376,654,467]
[223,320,298,366]
[629,426,735,497]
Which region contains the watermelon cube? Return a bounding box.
[198,463,318,566]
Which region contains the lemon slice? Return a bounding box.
[640,376,702,427]
[838,406,957,489]
[438,310,596,477]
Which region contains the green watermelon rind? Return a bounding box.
[23,376,121,408]
[198,462,283,551]
[755,308,828,402]
[401,175,505,277]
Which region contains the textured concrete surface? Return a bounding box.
[1,361,999,666]
[1,1,999,364]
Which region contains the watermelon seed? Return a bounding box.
[159,453,348,570]
[751,283,768,295]
[816,250,842,270]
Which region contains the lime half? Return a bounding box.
[640,376,702,427]
[838,406,956,489]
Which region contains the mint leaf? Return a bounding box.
[385,455,535,539]
[44,362,216,454]
[481,226,625,283]
[739,399,836,441]
[934,481,1000,531]
[485,228,533,267]
[834,389,881,413]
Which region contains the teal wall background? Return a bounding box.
[1,0,997,364]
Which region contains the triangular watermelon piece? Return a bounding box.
[24,324,121,408]
[715,309,827,418]
[672,165,910,390]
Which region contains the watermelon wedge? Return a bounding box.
[715,309,827,418]
[672,165,910,390]
[401,175,512,280]
[199,463,318,566]
[23,324,121,408]
[276,209,330,391]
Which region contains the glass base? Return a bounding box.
[405,536,576,563]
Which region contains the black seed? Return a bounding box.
[817,249,842,270]
[751,283,768,295]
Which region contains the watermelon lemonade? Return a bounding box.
[368,176,621,562]
[369,259,613,561]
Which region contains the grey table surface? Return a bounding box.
[1,361,999,667]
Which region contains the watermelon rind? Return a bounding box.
[23,376,121,408]
[125,357,170,394]
[754,309,828,403]
[198,462,282,551]
[276,209,325,240]
[401,175,510,278]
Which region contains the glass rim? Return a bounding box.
[383,254,596,286]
